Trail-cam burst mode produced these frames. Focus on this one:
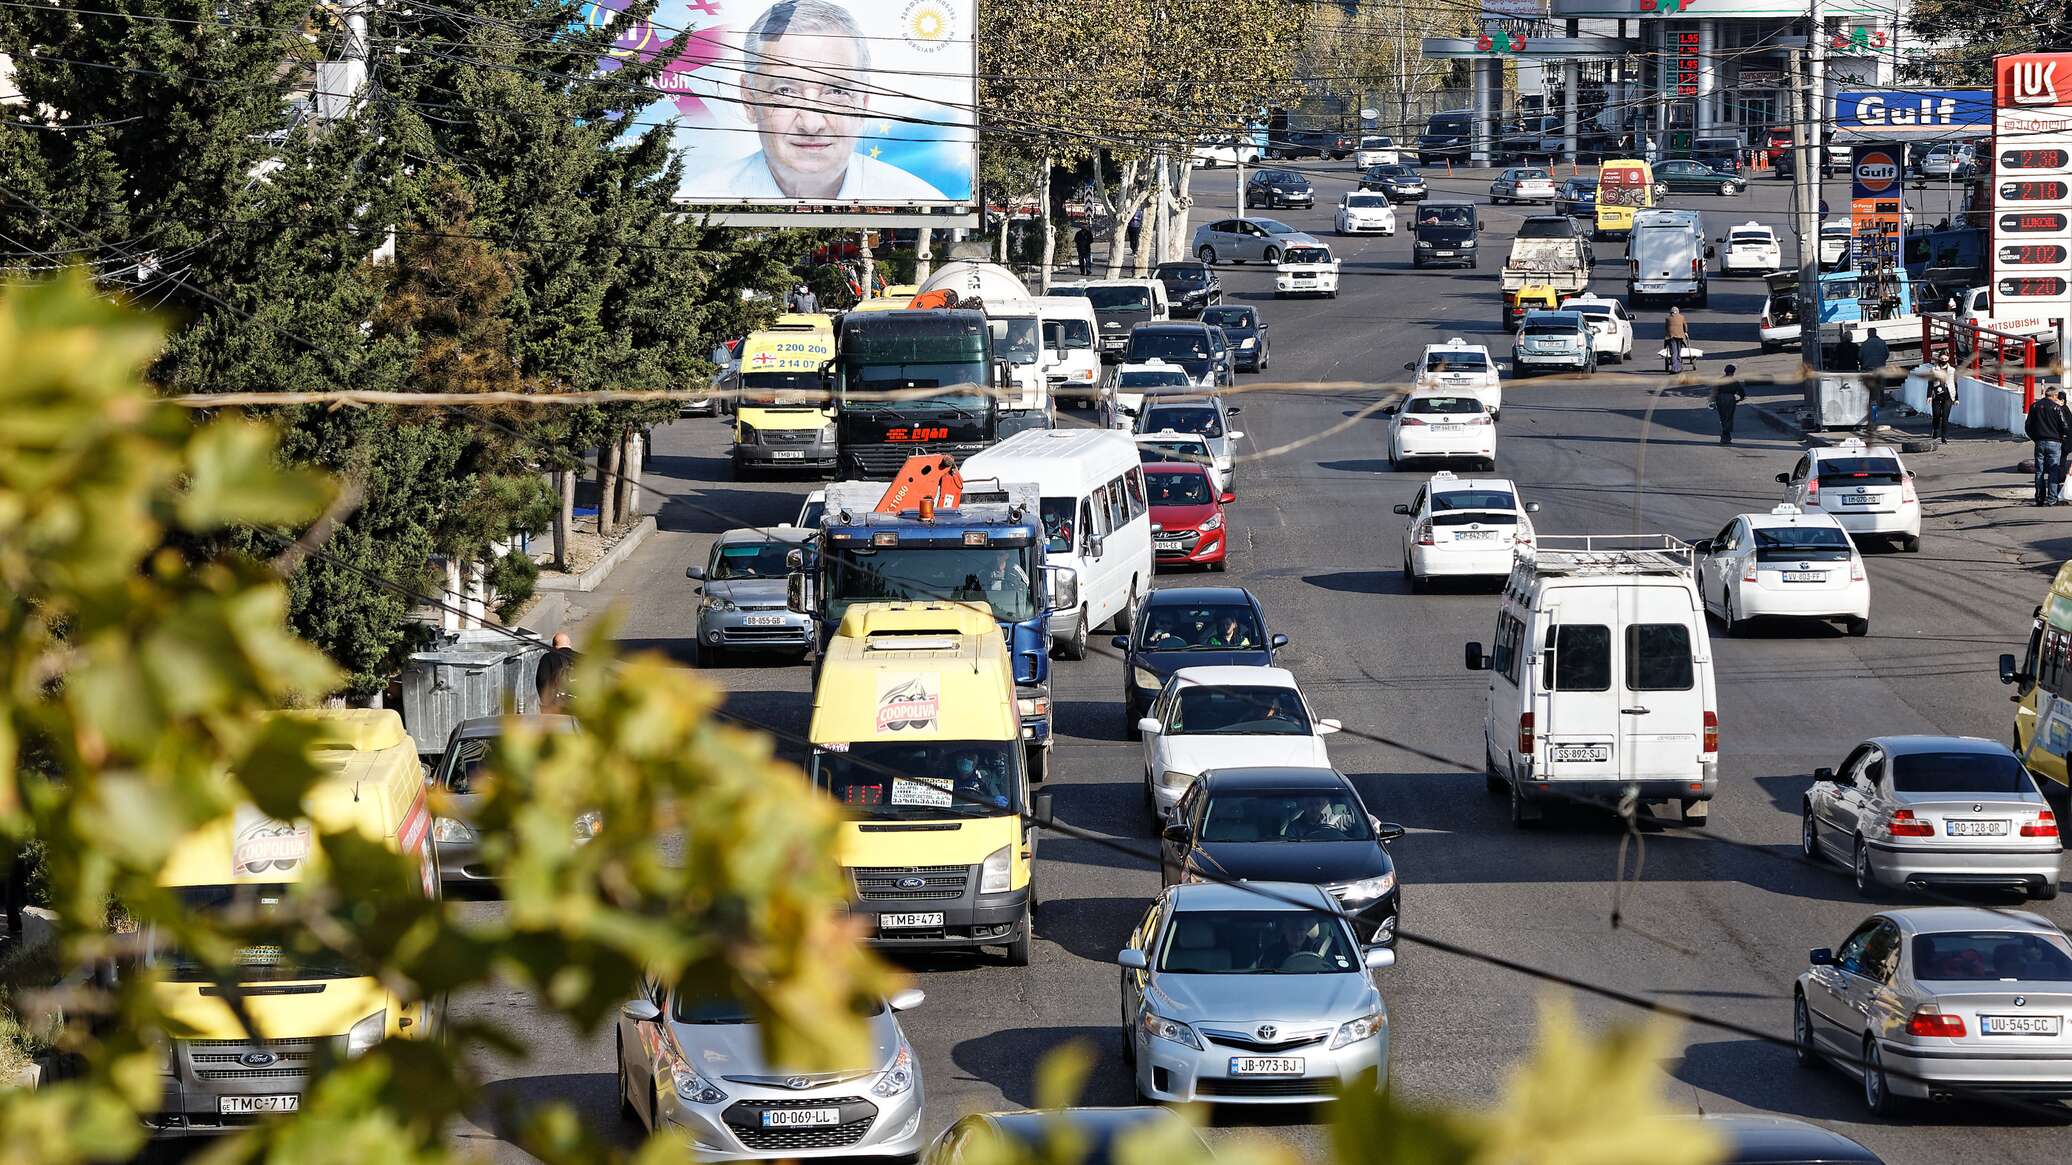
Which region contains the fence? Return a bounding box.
[1922,314,2051,412]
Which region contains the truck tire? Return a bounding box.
[1003,904,1032,967]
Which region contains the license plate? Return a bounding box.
[771,450,805,460]
[1839,493,1878,505]
[1453,530,1498,541]
[1431,251,1454,257]
[1782,571,1825,582]
[1229,1056,1304,1076]
[1552,744,1611,763]
[743,614,786,626]
[761,1107,843,1127]
[879,912,944,929]
[220,1095,300,1115]
[1155,539,1185,551]
[1982,1014,2062,1036]
[1947,819,2010,837]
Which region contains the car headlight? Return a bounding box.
[347,1010,387,1058]
[1017,695,1049,718]
[820,422,838,442]
[871,1037,916,1098]
[1416,240,1433,248]
[432,817,473,844]
[1330,1009,1386,1050]
[1140,1010,1203,1050]
[1335,872,1395,904]
[735,423,758,445]
[572,811,603,842]
[157,1040,174,1074]
[673,1058,729,1105]
[1462,239,1477,247]
[1158,769,1194,790]
[1132,666,1161,691]
[980,845,1013,894]
[701,596,738,613]
[1238,337,1255,348]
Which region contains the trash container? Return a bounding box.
[1806,374,1869,430]
[397,630,548,757]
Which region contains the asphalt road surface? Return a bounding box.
[452,163,2066,1165]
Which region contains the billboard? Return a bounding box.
[1992,54,2072,325]
[1833,89,1990,133]
[1849,145,1904,271]
[581,0,977,208]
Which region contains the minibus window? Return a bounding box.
[1548,625,1611,691]
[1626,623,1694,691]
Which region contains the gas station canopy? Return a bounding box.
[1420,36,1637,60]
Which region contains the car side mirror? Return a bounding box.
[1402,361,1416,372]
[786,571,815,616]
[1382,405,1399,416]
[1111,635,1130,650]
[1043,565,1079,613]
[685,565,705,580]
[1118,948,1149,970]
[1269,633,1289,650]
[1032,791,1054,824]
[1524,501,1540,513]
[1809,947,1835,967]
[1364,947,1397,970]
[620,999,662,1023]
[1374,822,1407,844]
[1085,534,1105,559]
[1160,822,1190,846]
[2000,652,2020,685]
[1774,472,1791,484]
[1392,504,1411,515]
[1227,430,1245,441]
[1317,718,1342,735]
[786,548,805,570]
[1465,642,1489,671]
[1137,717,1163,736]
[889,987,926,1012]
[1225,405,1242,415]
[1218,492,1236,505]
[1705,245,1717,260]
[1813,766,1836,782]
[1692,539,1713,554]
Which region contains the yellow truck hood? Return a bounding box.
[154,976,390,1041]
[835,817,1020,867]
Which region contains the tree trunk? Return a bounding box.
[1038,156,1055,292]
[598,434,622,535]
[552,469,572,571]
[1101,158,1146,278]
[621,428,644,519]
[1168,156,1196,265]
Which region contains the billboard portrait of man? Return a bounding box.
[717,0,950,201]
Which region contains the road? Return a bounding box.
[453,163,2068,1165]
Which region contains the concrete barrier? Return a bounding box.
[1898,365,2026,436]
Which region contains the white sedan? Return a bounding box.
[1395,471,1537,588]
[1410,338,1503,418]
[1135,431,1225,495]
[1719,221,1782,275]
[1695,504,1869,636]
[1490,166,1557,204]
[1559,293,1635,363]
[1335,192,1397,236]
[1386,392,1496,471]
[1274,243,1339,298]
[1137,665,1338,819]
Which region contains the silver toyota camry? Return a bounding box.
[1801,735,2063,900]
[1794,907,2072,1114]
[615,982,926,1160]
[1117,881,1392,1105]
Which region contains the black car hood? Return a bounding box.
[1138,647,1272,679]
[1193,840,1393,885]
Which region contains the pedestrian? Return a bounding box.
[2025,387,2072,506]
[1926,350,1959,443]
[792,283,819,314]
[1664,307,1690,372]
[535,631,580,712]
[1125,212,1141,257]
[1713,363,1746,445]
[1858,332,1889,374]
[1074,224,1093,276]
[1858,332,1891,430]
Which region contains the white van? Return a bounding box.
[962,428,1153,660]
[1627,209,1711,308]
[1464,535,1720,828]
[1037,294,1104,412]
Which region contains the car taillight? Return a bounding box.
[1401,416,1427,426]
[1417,521,1434,547]
[1889,809,1934,837]
[1901,473,1917,504]
[1691,258,1700,276]
[1760,314,1771,328]
[1743,559,1758,582]
[1805,476,1819,502]
[1905,1007,1966,1038]
[1850,556,1865,582]
[1518,712,1535,755]
[1469,413,1492,426]
[1702,710,1718,754]
[2023,810,2059,838]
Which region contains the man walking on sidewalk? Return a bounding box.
[1927,351,1959,443]
[2026,387,2072,506]
[1664,307,1690,372]
[1074,224,1093,276]
[1713,363,1746,445]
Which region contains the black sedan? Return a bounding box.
[1554,177,1597,217]
[1243,169,1313,210]
[1112,586,1287,730]
[1358,163,1427,202]
[1200,305,1267,372]
[1153,260,1221,318]
[1655,158,1746,195]
[1159,767,1406,947]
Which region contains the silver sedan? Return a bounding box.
[616,983,928,1160]
[430,714,590,882]
[1801,735,2063,901]
[1794,907,2072,1114]
[1117,881,1393,1105]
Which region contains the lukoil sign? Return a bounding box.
[1833,89,1990,131]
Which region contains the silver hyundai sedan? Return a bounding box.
[1801,735,2063,901]
[1117,881,1392,1105]
[615,982,927,1160]
[1794,907,2072,1115]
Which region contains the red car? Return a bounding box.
[1145,461,1231,571]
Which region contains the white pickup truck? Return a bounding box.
[1947,286,2061,351]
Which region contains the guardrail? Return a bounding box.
[1922,314,2050,411]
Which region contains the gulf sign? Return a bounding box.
[1851,146,1901,199]
[1834,89,1989,132]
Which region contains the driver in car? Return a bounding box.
[948,751,1007,808]
[1257,915,1328,970]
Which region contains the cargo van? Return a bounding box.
[808,602,1051,966]
[1036,294,1103,409]
[964,428,1154,660]
[730,327,836,476]
[2002,560,2072,793]
[1595,159,1656,240]
[146,709,442,1136]
[1627,208,1711,307]
[1465,536,1720,828]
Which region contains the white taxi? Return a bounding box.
[1274,242,1340,298]
[1408,338,1503,419]
[1335,192,1397,236]
[1136,431,1226,495]
[1112,359,1194,430]
[1719,221,1782,275]
[1558,293,1635,363]
[1385,392,1496,471]
[1776,438,1922,552]
[1696,504,1870,636]
[1394,472,1537,589]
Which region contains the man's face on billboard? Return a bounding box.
[743,33,869,198]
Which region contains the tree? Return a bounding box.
[1900,3,2067,86]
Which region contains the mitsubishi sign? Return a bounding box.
[1834,89,1990,134]
[1993,54,2072,328]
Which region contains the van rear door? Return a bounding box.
[1537,607,1620,779]
[1616,586,1703,781]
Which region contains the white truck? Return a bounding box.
[1499,231,1591,298]
[914,260,1057,435]
[1948,285,2062,352]
[1627,209,1710,308]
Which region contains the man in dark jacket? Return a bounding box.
[1713,363,1746,445]
[2026,387,2072,506]
[1074,224,1093,275]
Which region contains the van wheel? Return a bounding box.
[1679,799,1709,828]
[1114,580,1138,633]
[1058,607,1089,660]
[1004,904,1032,967]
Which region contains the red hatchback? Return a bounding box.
[1145,461,1232,571]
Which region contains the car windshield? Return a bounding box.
[1283,247,1331,265]
[1158,909,1360,974]
[991,317,1041,365]
[1139,604,1266,651]
[1912,932,2072,982]
[1433,489,1516,512]
[1816,456,1905,486]
[712,541,794,580]
[1405,396,1484,415]
[1253,219,1296,235]
[1425,350,1490,372]
[1120,370,1191,388]
[1159,266,1211,285]
[1040,497,1076,553]
[670,994,757,1024]
[1360,136,1394,148]
[813,741,1017,820]
[1169,685,1312,735]
[1345,195,1389,209]
[1085,285,1152,311]
[1139,440,1210,465]
[1888,750,2033,794]
[821,544,1037,622]
[1199,789,1370,843]
[1376,165,1414,178]
[1752,525,1852,561]
[1146,470,1214,505]
[1129,333,1211,362]
[1200,308,1253,330]
[1418,206,1474,229]
[150,884,360,983]
[1140,407,1222,437]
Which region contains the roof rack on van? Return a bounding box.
[1523,534,1694,577]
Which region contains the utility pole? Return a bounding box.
[1806,0,1826,373]
[1791,0,1826,379]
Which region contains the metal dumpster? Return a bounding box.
[397,630,548,757]
[1805,373,1869,430]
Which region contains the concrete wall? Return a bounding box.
[1899,366,2028,436]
